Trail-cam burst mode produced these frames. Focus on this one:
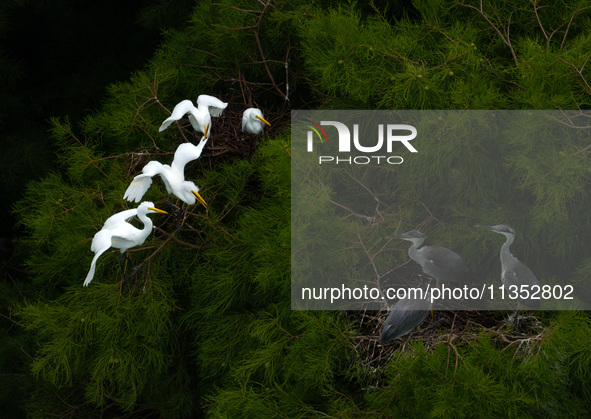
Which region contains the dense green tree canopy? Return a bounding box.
[3,0,591,417]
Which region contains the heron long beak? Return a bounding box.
[255,115,271,126]
[386,233,409,239]
[192,190,207,207]
[204,124,209,139]
[148,207,169,214]
[474,225,493,230]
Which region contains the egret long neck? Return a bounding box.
[137,212,154,240]
[195,136,208,155]
[170,155,191,175]
[171,138,208,174]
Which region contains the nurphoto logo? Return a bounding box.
[305,119,418,165]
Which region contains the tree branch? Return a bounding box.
[455,0,518,65]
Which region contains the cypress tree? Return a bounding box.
[3,0,591,417]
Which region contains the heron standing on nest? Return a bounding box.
[475,224,541,324]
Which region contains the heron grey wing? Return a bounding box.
[381,294,431,343]
[503,262,539,287]
[381,306,430,343]
[420,246,469,283]
[503,262,541,309]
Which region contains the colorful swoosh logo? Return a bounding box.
[304,119,329,143]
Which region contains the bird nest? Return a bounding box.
[122,101,290,186]
[200,105,288,160]
[350,308,546,380]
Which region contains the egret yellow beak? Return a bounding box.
[255,115,271,126]
[204,124,209,139]
[192,190,207,207]
[148,207,168,214]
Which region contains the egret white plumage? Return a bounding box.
[84,202,168,286]
[123,140,208,207]
[242,108,271,135]
[159,94,228,138]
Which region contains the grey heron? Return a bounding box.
[387,230,469,286]
[475,224,541,313]
[381,290,432,343]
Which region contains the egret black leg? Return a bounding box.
[174,202,186,231]
[132,258,144,277]
[118,253,129,282]
[167,196,175,213]
[124,251,134,267]
[166,196,183,230]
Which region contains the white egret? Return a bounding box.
[242,108,271,135]
[84,202,168,286]
[123,140,208,207]
[159,94,228,138]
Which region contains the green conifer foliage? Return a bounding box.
[6,0,591,417]
[297,1,591,282]
[19,283,175,409]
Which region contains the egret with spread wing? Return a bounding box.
[124,140,208,207]
[159,94,227,138]
[84,202,167,286]
[242,108,271,135]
